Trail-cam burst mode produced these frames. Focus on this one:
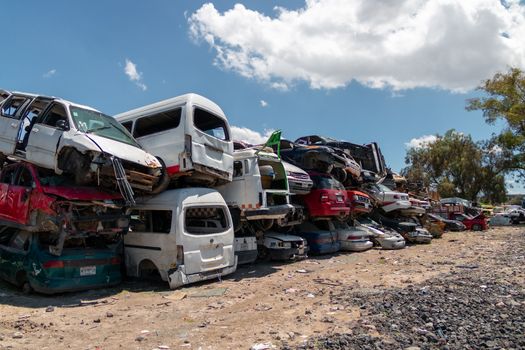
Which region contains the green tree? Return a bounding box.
[402,130,507,203]
[466,67,525,178]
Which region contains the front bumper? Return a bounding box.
[235,249,259,265]
[245,204,294,220]
[340,240,373,252]
[267,247,308,261]
[167,259,237,289]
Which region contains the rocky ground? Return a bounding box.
[0,227,524,350]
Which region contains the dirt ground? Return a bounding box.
[0,226,523,350]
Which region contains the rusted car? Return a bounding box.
[0,162,129,255]
[347,190,372,216]
[0,90,164,204]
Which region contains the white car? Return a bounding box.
[283,161,313,195]
[0,91,164,203]
[361,183,412,213]
[259,232,308,260]
[321,220,373,252]
[357,218,406,250]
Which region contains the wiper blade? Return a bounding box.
[86,126,112,133]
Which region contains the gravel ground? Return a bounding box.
[288,230,525,350]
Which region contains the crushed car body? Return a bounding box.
[0,161,129,256]
[0,90,164,203]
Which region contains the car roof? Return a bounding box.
[8,91,100,112]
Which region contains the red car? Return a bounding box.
[0,162,129,255]
[347,190,372,215]
[301,172,350,219]
[449,213,488,231]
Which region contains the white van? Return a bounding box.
[115,94,234,187]
[124,188,237,288]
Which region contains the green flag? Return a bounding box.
[259,130,282,157]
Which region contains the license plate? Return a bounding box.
[80,266,96,276]
[240,243,248,249]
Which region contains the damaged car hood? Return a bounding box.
[85,134,161,169]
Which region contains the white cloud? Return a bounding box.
[231,126,275,144]
[405,134,438,149]
[189,0,525,92]
[43,69,56,78]
[124,58,147,91]
[260,99,268,107]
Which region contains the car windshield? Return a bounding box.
[375,183,394,192]
[311,175,344,190]
[70,106,141,148]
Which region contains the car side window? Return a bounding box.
[121,121,133,133]
[129,210,172,233]
[15,167,35,188]
[233,161,243,178]
[9,231,31,251]
[1,96,30,119]
[0,168,16,184]
[134,108,182,138]
[40,103,68,129]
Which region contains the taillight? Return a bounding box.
[184,134,192,154]
[176,245,184,265]
[320,194,329,202]
[43,260,65,269]
[393,195,400,199]
[347,235,362,240]
[110,257,121,265]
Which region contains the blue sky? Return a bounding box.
[1,0,524,193]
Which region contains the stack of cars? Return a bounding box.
[1,89,486,295]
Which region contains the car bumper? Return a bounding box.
[377,238,406,250]
[167,259,237,289]
[245,204,294,220]
[308,205,350,218]
[235,249,258,265]
[288,181,313,195]
[29,273,121,295]
[267,247,308,261]
[340,240,373,252]
[309,242,341,255]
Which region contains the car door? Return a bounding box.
[0,229,31,285]
[5,165,34,225]
[25,102,68,169]
[181,205,232,275]
[0,95,32,155]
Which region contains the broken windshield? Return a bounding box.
[70,106,140,148]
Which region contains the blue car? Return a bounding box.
[295,222,340,255]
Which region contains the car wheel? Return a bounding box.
[258,245,270,261]
[22,281,33,295]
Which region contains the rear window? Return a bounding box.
[311,175,344,190]
[129,210,172,233]
[185,207,229,234]
[134,108,182,138]
[193,108,229,141]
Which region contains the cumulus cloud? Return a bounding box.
[43,69,56,78]
[405,134,438,149]
[124,58,147,91]
[260,99,268,107]
[189,0,525,92]
[231,126,275,144]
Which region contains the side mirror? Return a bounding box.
[55,119,68,130]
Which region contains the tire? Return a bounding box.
[150,157,170,194]
[22,282,33,295]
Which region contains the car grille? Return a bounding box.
[290,172,310,180]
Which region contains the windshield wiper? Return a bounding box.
[86,126,112,133]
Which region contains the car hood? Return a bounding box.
[42,185,122,201]
[85,134,161,169]
[264,232,305,242]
